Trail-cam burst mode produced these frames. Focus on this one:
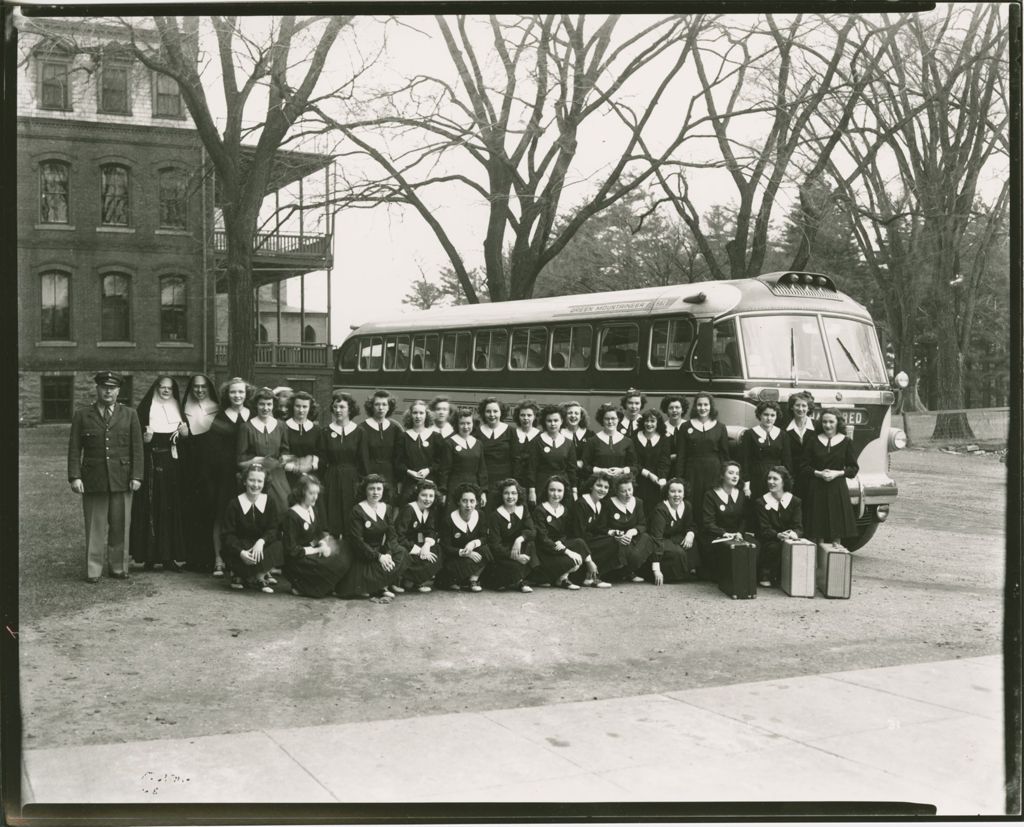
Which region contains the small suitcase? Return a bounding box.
[781,538,816,597]
[717,537,758,599]
[816,542,852,599]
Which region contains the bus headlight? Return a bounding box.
[876,504,890,522]
[894,371,910,389]
[888,429,907,451]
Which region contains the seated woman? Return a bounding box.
[571,472,623,588]
[220,464,285,593]
[396,399,444,502]
[480,479,538,593]
[647,477,699,584]
[754,466,804,588]
[394,479,443,593]
[633,408,671,514]
[282,391,323,491]
[699,460,749,582]
[530,475,588,589]
[280,474,351,598]
[526,405,578,506]
[337,474,409,603]
[604,473,657,582]
[437,482,489,592]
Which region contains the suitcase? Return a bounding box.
[717,537,758,599]
[781,538,816,597]
[816,542,852,599]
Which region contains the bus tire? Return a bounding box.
[846,522,879,552]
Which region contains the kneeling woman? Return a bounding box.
[754,466,803,588]
[481,479,539,593]
[281,474,351,598]
[337,474,409,603]
[531,475,589,589]
[571,472,623,587]
[605,473,657,582]
[394,479,443,593]
[647,477,699,584]
[699,460,749,581]
[438,483,489,592]
[220,464,285,593]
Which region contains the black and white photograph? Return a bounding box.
[7,2,1018,820]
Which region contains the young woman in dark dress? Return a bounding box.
[633,408,672,514]
[530,475,585,589]
[802,409,859,546]
[675,393,731,531]
[205,377,253,577]
[785,391,816,506]
[480,479,539,593]
[527,405,578,506]
[358,390,401,500]
[561,401,592,478]
[320,391,363,540]
[131,376,189,571]
[281,474,351,598]
[581,404,638,479]
[754,466,804,588]
[337,474,408,603]
[282,392,323,491]
[440,407,488,508]
[180,373,221,573]
[394,479,442,593]
[474,397,517,507]
[740,400,792,506]
[438,483,489,592]
[660,395,688,441]
[428,396,455,439]
[618,388,646,439]
[237,387,292,515]
[272,386,294,421]
[700,460,749,581]
[647,477,699,584]
[396,400,445,502]
[605,473,657,582]
[511,400,541,484]
[220,465,285,593]
[571,472,621,588]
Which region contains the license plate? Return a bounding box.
[811,407,869,426]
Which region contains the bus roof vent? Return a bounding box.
[759,272,841,300]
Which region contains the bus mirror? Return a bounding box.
[691,323,714,378]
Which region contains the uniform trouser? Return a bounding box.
[82,491,132,578]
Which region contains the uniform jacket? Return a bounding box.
[68,402,144,493]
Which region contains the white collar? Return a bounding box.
[539,432,566,448]
[496,504,524,521]
[328,421,358,436]
[367,418,392,431]
[410,503,431,523]
[436,422,454,437]
[478,422,509,438]
[406,426,436,440]
[595,430,624,446]
[251,416,278,434]
[450,433,477,450]
[542,501,565,518]
[237,493,268,515]
[450,510,479,533]
[516,426,539,442]
[582,493,601,513]
[290,503,314,523]
[225,407,250,423]
[787,418,814,434]
[817,433,846,446]
[762,492,794,511]
[359,501,387,520]
[636,433,660,447]
[689,419,717,432]
[612,496,636,513]
[714,487,740,504]
[752,425,781,440]
[286,418,315,432]
[665,421,682,436]
[561,427,588,441]
[663,500,686,519]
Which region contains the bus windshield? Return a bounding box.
[823,316,887,384]
[740,314,831,381]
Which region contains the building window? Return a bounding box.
[303,325,317,344]
[100,273,131,340]
[158,168,187,229]
[38,54,71,110]
[153,73,183,118]
[258,324,269,343]
[39,161,70,224]
[100,164,130,226]
[41,376,75,422]
[40,271,70,340]
[99,60,131,114]
[160,276,187,341]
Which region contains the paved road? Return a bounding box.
[18,437,1006,749]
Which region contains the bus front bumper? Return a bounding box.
[849,474,898,521]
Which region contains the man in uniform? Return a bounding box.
[67,371,144,582]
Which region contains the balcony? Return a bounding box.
[214,342,332,369]
[212,230,333,286]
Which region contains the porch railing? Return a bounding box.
[214,342,332,368]
[212,231,330,258]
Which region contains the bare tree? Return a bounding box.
[320,14,703,302]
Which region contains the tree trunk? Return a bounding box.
[930,327,975,440]
[224,220,256,380]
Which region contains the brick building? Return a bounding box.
[17,18,336,424]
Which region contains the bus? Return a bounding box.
[334,272,908,550]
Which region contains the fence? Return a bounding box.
[902,407,1009,444]
[213,342,331,368]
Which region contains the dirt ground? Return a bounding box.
[16,428,1007,749]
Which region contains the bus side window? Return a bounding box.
[650,319,694,369]
[551,325,592,370]
[712,319,742,378]
[359,336,383,371]
[337,338,358,372]
[598,323,639,370]
[411,333,438,371]
[441,331,471,370]
[383,335,410,371]
[510,326,547,370]
[474,329,508,371]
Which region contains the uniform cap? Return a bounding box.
[94,370,123,387]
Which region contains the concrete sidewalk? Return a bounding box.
[21,655,1006,815]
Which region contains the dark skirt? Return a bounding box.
[479,541,539,590]
[130,437,186,565]
[222,539,285,581]
[403,549,444,587]
[806,478,857,541]
[685,456,722,530]
[285,541,353,598]
[180,432,219,571]
[529,538,586,584]
[643,539,699,583]
[438,554,487,587]
[323,462,360,538]
[335,544,409,597]
[570,535,626,583]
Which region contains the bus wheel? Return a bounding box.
[846,522,879,552]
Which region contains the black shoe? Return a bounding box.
[85,576,100,584]
[110,572,130,580]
